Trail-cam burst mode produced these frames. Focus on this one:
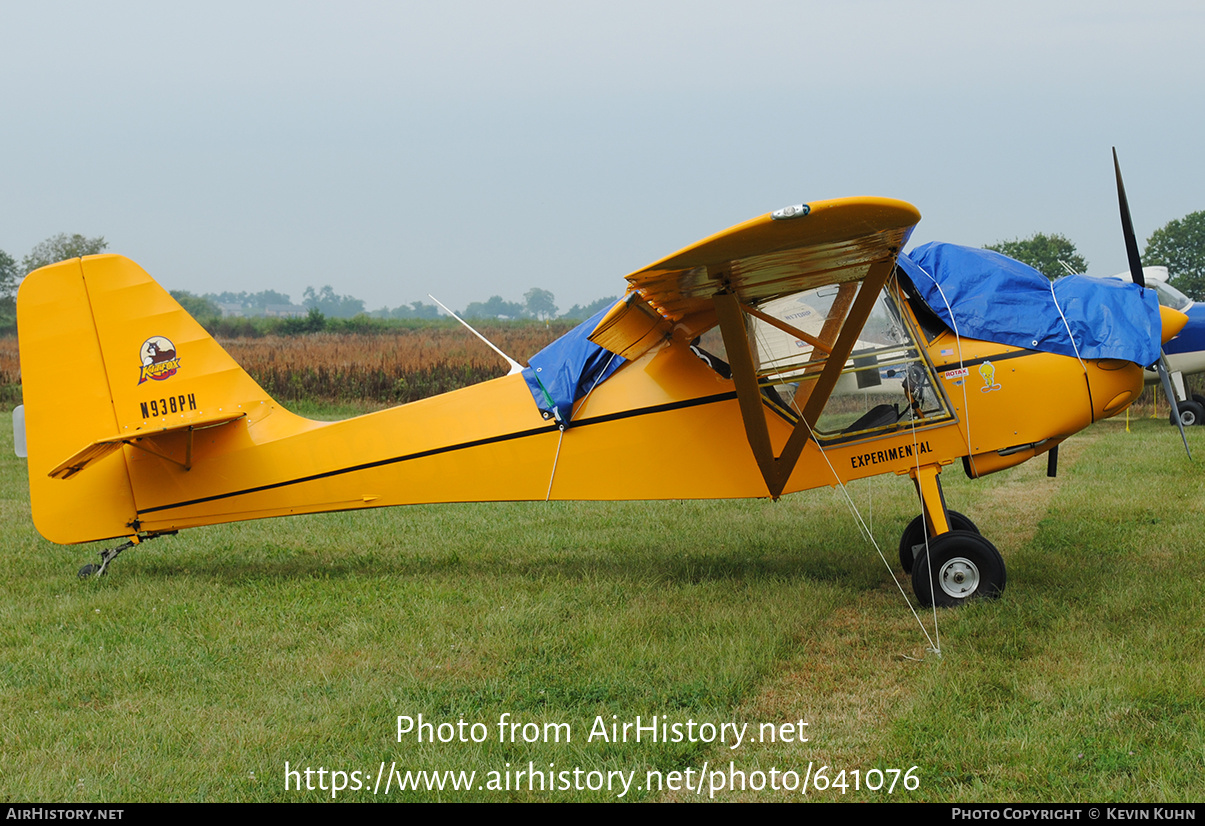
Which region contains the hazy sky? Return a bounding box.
[3,1,1203,313]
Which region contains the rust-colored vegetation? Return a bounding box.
[0,323,574,410]
[220,323,572,404]
[0,337,17,408]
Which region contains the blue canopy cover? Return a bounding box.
[897,242,1163,367]
[521,304,626,426]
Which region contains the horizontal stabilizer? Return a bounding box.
[49,410,246,479]
[18,254,293,544]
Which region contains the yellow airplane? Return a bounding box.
[14,189,1187,607]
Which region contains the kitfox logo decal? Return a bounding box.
[138,336,181,384]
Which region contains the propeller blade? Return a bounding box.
[1157,355,1192,459]
[1113,147,1147,288]
[1113,149,1191,458]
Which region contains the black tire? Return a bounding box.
[1192,394,1205,410]
[78,563,100,579]
[911,530,1006,608]
[1174,400,1204,428]
[898,511,979,574]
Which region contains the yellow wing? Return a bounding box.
[591,197,918,356]
[629,197,917,315]
[593,197,921,496]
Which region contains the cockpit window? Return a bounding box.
[692,278,954,445]
[807,282,953,442]
[1153,280,1192,311]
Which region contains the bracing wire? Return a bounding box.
[797,413,941,656]
[904,265,981,655]
[747,291,940,655]
[545,429,564,502]
[905,386,942,657]
[912,267,975,479]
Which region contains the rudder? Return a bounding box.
[18,254,278,544]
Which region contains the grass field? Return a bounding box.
[0,410,1202,802]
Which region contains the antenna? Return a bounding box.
[428,294,525,376]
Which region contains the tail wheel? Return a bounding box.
[898,511,979,574]
[911,530,1006,608]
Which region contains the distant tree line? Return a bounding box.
[1144,212,1205,298]
[172,285,621,326]
[0,232,621,333]
[6,211,1205,337]
[983,212,1205,301]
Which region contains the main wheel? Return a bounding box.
[898,511,979,574]
[1175,400,1204,427]
[911,530,1005,608]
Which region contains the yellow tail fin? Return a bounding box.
[18,255,278,543]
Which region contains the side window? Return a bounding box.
[810,282,952,442]
[689,278,953,443]
[746,280,862,411]
[691,280,864,409]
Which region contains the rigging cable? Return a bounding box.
[1047,278,1091,406]
[903,265,979,657]
[749,289,941,655]
[797,411,941,656]
[544,350,620,501]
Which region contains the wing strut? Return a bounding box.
[713,257,897,498]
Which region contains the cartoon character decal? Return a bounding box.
[138,336,181,384]
[978,360,1002,393]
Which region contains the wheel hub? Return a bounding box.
[938,556,980,598]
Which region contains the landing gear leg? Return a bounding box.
[901,463,1007,606]
[899,464,952,572]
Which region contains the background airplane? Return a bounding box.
[1106,265,1205,425]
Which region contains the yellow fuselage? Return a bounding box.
[20,260,1147,546]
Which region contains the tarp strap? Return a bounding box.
[532,373,565,429]
[1048,279,1088,373]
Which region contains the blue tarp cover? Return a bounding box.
[522,305,626,425]
[897,242,1162,367]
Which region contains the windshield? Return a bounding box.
[1153,280,1193,311]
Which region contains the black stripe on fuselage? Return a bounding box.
[936,349,1038,371]
[137,390,740,515]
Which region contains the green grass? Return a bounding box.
[0,412,1202,802]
